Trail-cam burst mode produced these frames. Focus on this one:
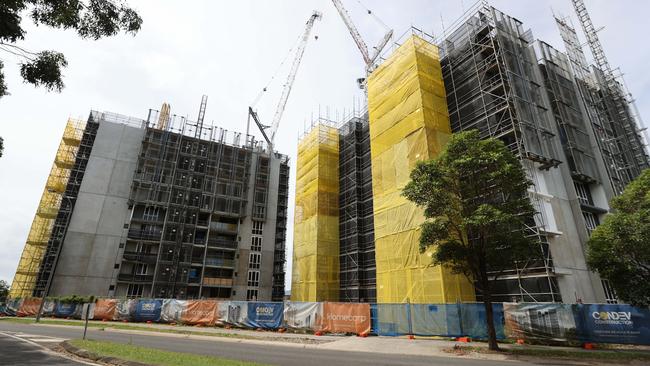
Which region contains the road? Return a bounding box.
[0,330,91,365]
[0,321,537,366]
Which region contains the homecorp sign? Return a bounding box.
[576,304,650,345]
[321,302,371,334]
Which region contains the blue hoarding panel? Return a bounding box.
[575,304,650,345]
[460,303,505,340]
[246,302,283,329]
[133,299,162,322]
[54,302,80,318]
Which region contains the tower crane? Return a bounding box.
[249,11,322,152]
[331,0,393,87]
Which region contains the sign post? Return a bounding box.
[81,303,91,340]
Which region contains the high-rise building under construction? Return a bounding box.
[291,2,648,304]
[10,107,289,301]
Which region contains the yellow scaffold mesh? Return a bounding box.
[367,35,475,304]
[291,123,340,302]
[9,118,85,298]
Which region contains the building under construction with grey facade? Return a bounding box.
[293,0,648,305]
[436,1,648,303]
[10,106,289,301]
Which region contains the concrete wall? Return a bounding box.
[530,153,607,303]
[233,151,282,301]
[50,118,144,296]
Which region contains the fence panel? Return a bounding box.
[3,297,649,346]
[17,298,42,317]
[133,299,162,322]
[93,299,117,320]
[574,304,650,345]
[321,302,371,334]
[374,304,410,336]
[283,302,321,330]
[160,299,185,323]
[181,300,218,326]
[460,303,505,339]
[246,302,283,329]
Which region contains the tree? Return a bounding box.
[0,0,142,98]
[0,136,3,158]
[587,169,650,307]
[403,130,539,351]
[0,280,9,302]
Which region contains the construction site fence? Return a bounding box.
[1,299,648,345]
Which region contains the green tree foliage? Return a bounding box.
[0,280,9,302]
[587,169,650,307]
[403,130,539,351]
[0,0,142,97]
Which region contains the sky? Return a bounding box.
[1,0,649,289]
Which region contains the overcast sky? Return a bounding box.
[1,0,648,289]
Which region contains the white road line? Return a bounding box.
[27,338,67,342]
[0,331,99,365]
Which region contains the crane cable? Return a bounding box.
[251,31,306,108]
[355,0,390,31]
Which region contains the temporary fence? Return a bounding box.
[2,299,648,345]
[504,303,650,345]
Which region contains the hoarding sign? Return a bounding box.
[321,302,371,334]
[182,300,218,326]
[133,299,162,322]
[246,302,283,329]
[576,304,650,345]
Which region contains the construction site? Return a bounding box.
[8,0,649,308]
[291,0,649,305]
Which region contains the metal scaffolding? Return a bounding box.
[10,118,87,298]
[555,13,649,195]
[437,2,562,302]
[125,110,253,299]
[338,114,376,303]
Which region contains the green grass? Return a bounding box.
[69,339,269,366]
[0,317,257,340]
[449,345,650,362]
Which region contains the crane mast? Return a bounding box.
[249,11,322,151]
[268,11,322,145]
[331,0,371,65]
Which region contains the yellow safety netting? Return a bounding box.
[291,124,340,301]
[367,35,475,304]
[9,118,85,298]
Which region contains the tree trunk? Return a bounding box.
[483,292,499,351]
[479,264,499,351]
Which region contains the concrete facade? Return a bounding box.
[41,109,288,301]
[50,115,145,296]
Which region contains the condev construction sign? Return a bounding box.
[504,303,650,345]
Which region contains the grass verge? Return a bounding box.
[1,317,258,340]
[69,339,268,366]
[447,345,650,362]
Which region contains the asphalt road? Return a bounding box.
[0,321,533,366]
[0,330,90,365]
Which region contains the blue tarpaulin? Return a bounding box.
[371,303,504,338]
[133,299,162,322]
[246,302,283,329]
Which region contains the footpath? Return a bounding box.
[3,317,650,364]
